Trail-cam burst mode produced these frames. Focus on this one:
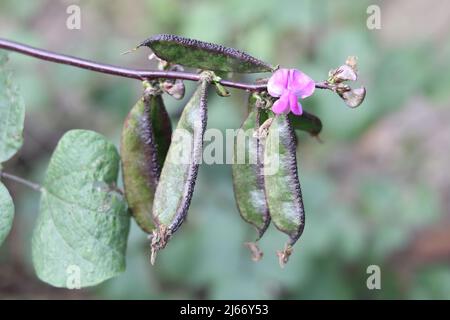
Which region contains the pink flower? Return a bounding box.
[267,68,315,115]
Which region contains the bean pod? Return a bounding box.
[288,111,322,137]
[138,34,274,73]
[264,114,305,266]
[120,93,172,233]
[232,94,270,241]
[151,80,209,263]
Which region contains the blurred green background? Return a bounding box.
[1,0,450,299]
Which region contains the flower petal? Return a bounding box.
[267,68,289,97]
[271,93,290,114]
[289,93,303,115]
[288,69,315,98]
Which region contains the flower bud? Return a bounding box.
[162,79,185,100]
[161,64,186,99]
[328,56,359,84]
[329,64,357,83]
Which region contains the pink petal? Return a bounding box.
[267,68,289,97]
[288,69,315,98]
[271,93,290,114]
[289,93,303,115]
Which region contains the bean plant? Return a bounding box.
[0,34,365,288]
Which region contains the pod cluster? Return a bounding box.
[232,93,321,266]
[121,35,323,266]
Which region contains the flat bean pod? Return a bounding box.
[264,114,305,266]
[151,81,209,263]
[121,94,172,233]
[288,111,322,137]
[138,34,274,73]
[232,94,270,241]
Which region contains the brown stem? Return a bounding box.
[0,38,330,92]
[0,171,42,192]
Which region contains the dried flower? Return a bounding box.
[339,86,366,108]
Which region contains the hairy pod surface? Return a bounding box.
[232,94,270,240]
[151,81,209,260]
[139,34,274,73]
[264,114,305,250]
[121,94,172,233]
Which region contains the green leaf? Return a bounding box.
[0,182,14,247]
[151,81,209,261]
[232,94,270,239]
[32,130,130,288]
[289,111,322,137]
[121,94,172,233]
[139,34,274,73]
[0,52,25,163]
[264,115,305,253]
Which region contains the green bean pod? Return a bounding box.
[288,111,322,137]
[264,114,305,265]
[151,81,209,262]
[137,34,274,73]
[232,94,270,240]
[120,94,172,233]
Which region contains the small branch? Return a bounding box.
[0,38,329,92]
[314,81,331,90]
[0,171,42,192]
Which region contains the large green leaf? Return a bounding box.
[138,34,274,73]
[0,182,14,247]
[0,52,25,163]
[32,130,130,288]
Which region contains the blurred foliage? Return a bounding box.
[1,0,450,299]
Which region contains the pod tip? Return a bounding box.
[244,242,263,262]
[121,47,139,56]
[149,226,171,265]
[277,244,293,268]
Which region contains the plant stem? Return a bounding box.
[0,38,330,92]
[0,171,42,192]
